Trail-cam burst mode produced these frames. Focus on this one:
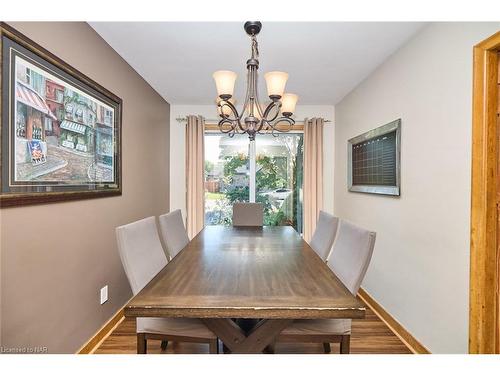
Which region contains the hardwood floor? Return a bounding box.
[95,307,412,354]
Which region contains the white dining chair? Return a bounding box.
[116,216,218,354]
[326,219,377,295]
[309,211,339,261]
[276,219,376,354]
[232,202,264,226]
[159,209,190,260]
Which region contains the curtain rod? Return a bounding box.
[175,117,331,124]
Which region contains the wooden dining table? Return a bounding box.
[125,225,366,353]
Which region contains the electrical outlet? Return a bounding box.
[100,285,108,305]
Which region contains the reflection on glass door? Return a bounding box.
[204,132,303,233]
[204,134,249,225]
[255,134,303,232]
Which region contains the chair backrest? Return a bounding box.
[158,209,190,259]
[309,211,339,261]
[116,216,168,295]
[327,219,376,295]
[232,203,264,226]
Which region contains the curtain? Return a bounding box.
[186,115,205,239]
[303,117,324,242]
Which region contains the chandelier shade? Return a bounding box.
[212,21,299,140]
[213,70,237,98]
[264,71,289,98]
[281,93,299,115]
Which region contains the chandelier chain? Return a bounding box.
[251,35,259,60]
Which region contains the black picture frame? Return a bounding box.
[0,23,122,207]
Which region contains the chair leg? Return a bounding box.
[340,335,350,354]
[209,339,219,354]
[264,343,275,354]
[160,340,168,351]
[323,343,331,353]
[137,333,147,354]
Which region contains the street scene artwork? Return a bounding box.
[1,26,122,207]
[14,55,116,184]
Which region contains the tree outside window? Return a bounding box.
[204,133,303,233]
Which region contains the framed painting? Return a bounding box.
[0,23,122,207]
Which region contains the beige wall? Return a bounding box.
[334,22,500,353]
[0,22,170,353]
[169,104,335,221]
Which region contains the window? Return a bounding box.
[57,108,64,121]
[75,108,84,122]
[204,134,249,226]
[104,109,113,125]
[56,89,64,103]
[256,134,304,230]
[16,103,27,138]
[44,117,53,132]
[65,104,74,120]
[204,131,304,232]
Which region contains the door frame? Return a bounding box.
[470,31,500,354]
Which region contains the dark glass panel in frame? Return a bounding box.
[348,119,401,196]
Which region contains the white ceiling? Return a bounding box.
[90,22,426,105]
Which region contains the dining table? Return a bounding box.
[124,225,366,354]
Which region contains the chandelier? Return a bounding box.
[212,21,299,141]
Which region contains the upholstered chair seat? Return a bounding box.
[280,319,351,336]
[136,317,217,339]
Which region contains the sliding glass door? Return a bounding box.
[204,132,303,233]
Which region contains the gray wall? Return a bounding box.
[0,22,170,353]
[334,22,500,353]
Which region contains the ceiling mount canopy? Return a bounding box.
[244,21,262,36]
[213,21,299,140]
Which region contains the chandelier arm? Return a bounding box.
[219,99,244,132]
[258,119,271,133]
[263,101,281,123]
[241,65,253,123]
[222,100,240,120]
[218,100,239,122]
[218,118,238,134]
[249,68,256,117]
[272,116,295,134]
[253,70,265,120]
[256,101,277,133]
[238,86,249,133]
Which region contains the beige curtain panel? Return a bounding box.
[303,117,324,243]
[185,115,205,239]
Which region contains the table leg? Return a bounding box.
[202,318,292,354]
[234,318,260,334]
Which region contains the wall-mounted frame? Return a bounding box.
[0,23,122,207]
[348,119,401,196]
